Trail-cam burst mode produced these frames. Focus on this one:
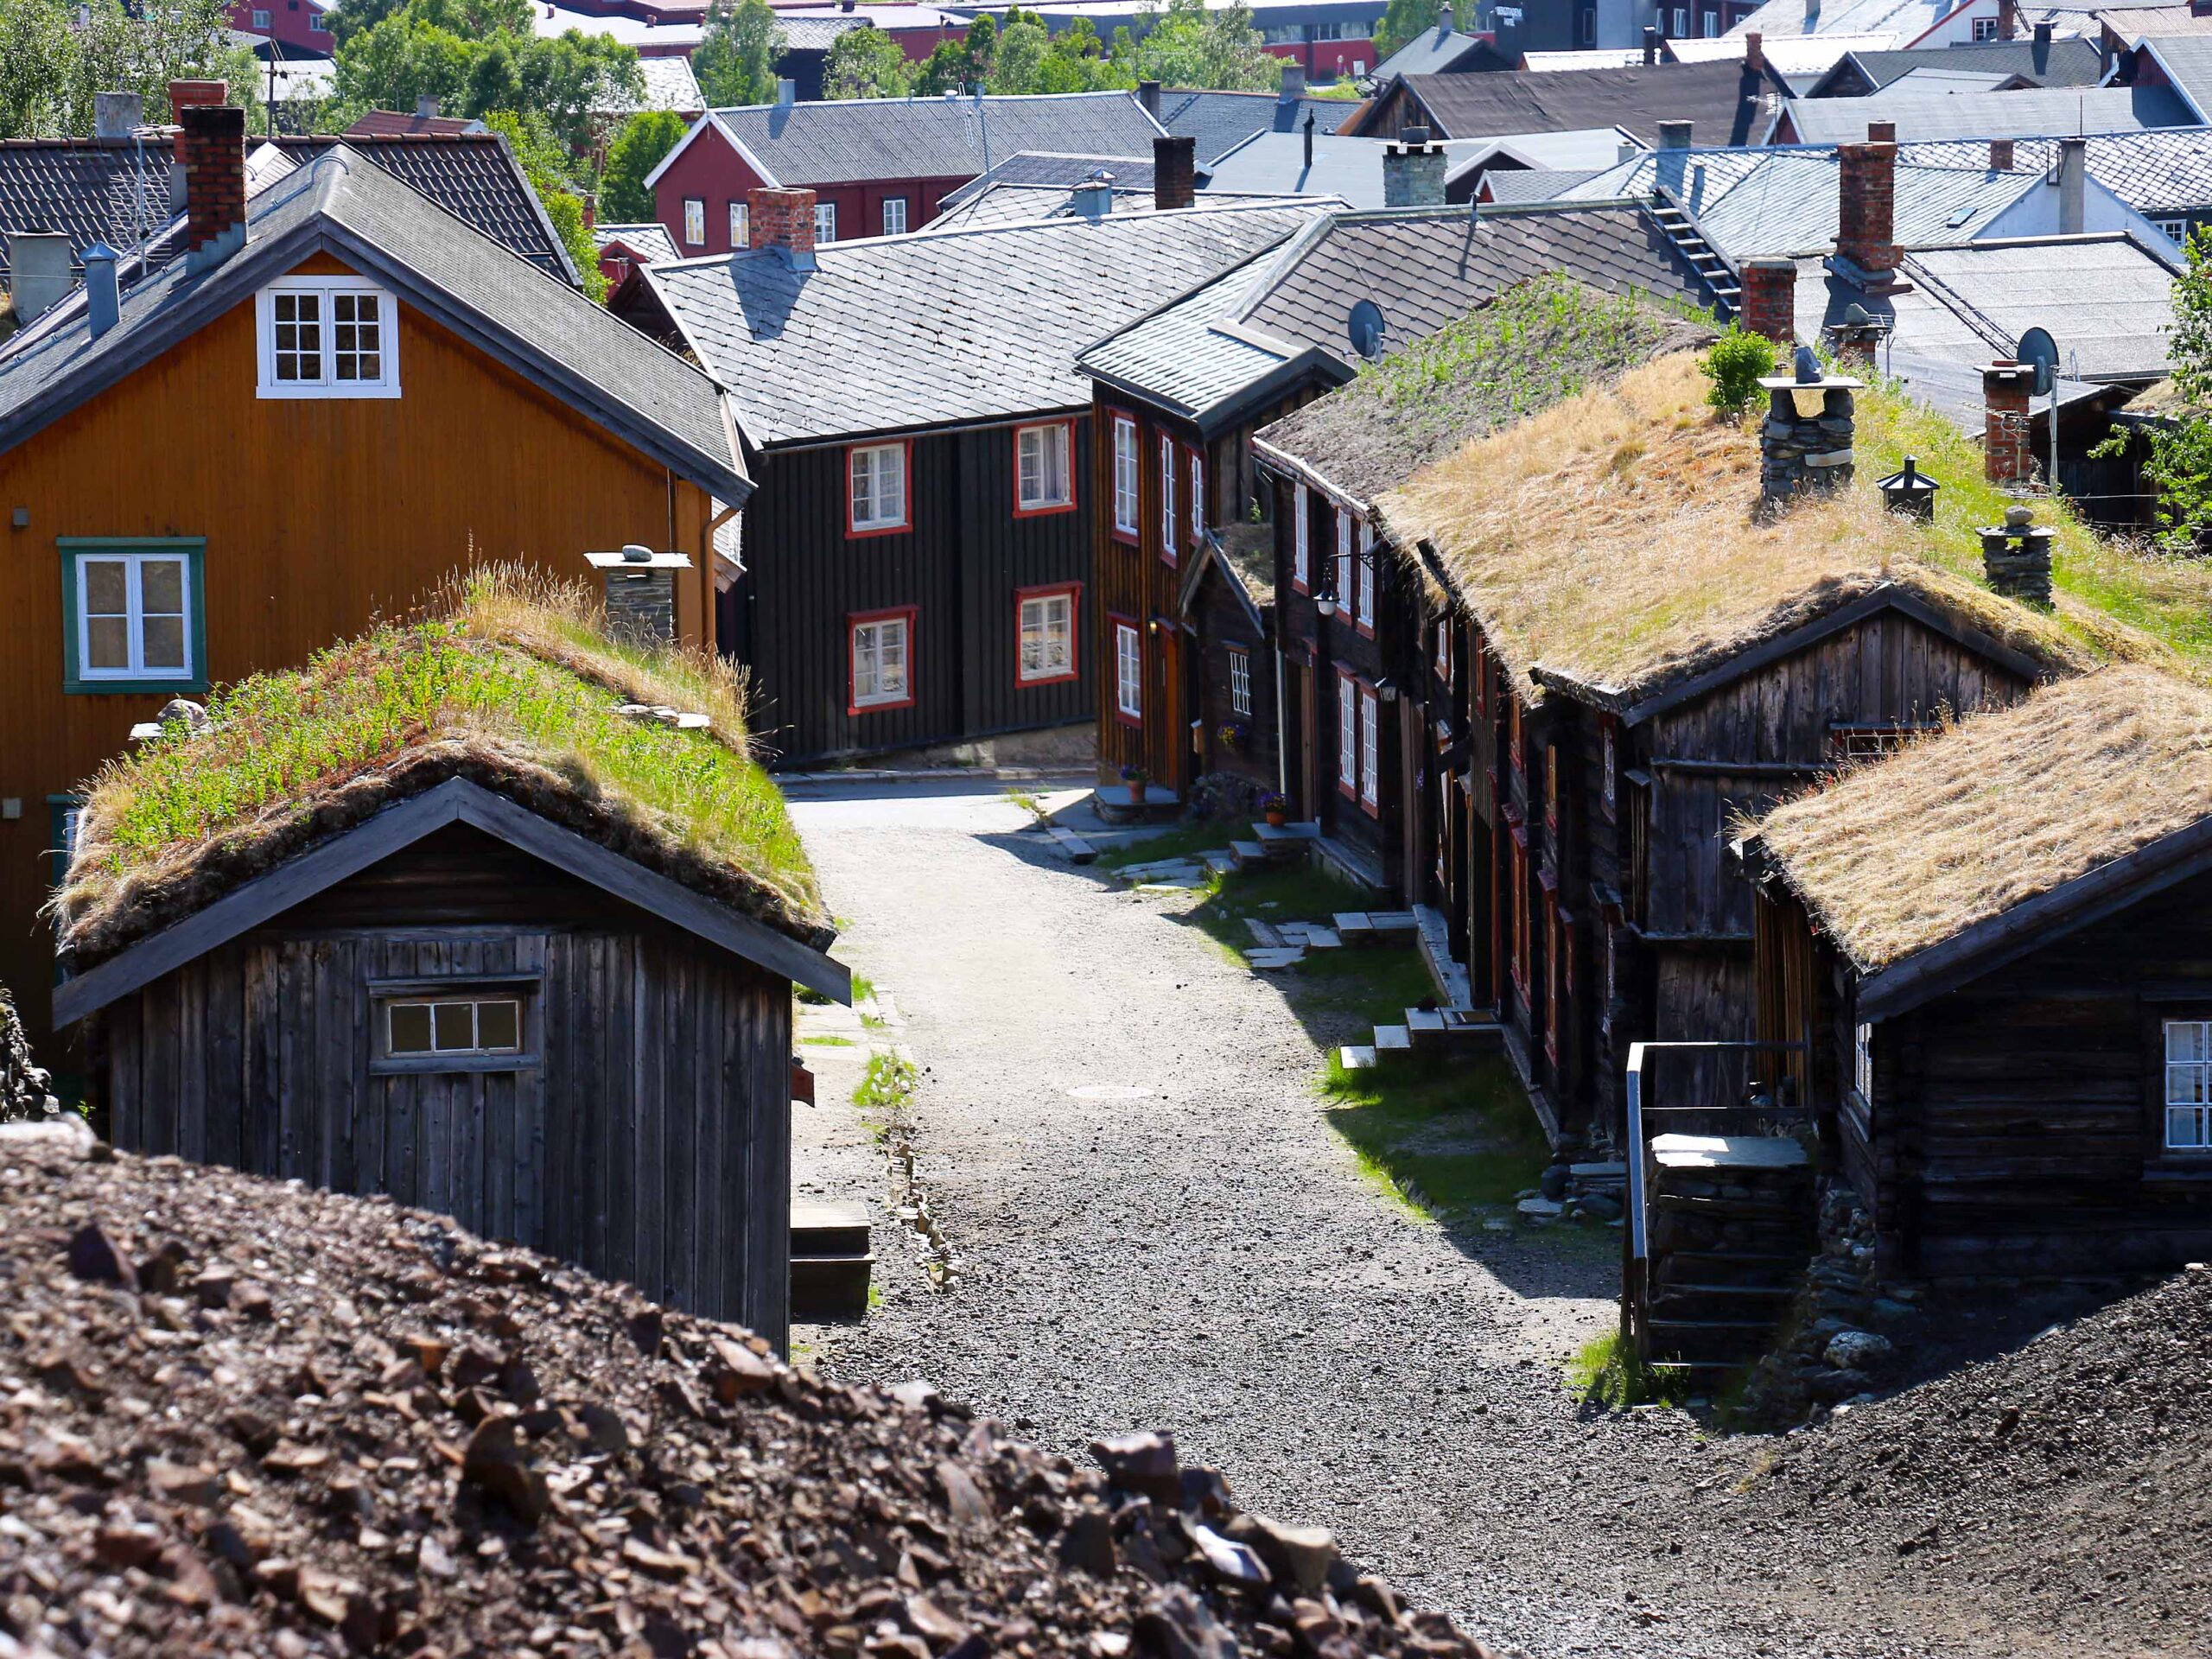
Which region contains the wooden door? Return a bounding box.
[1400,702,1423,907]
[1298,662,1319,822]
[1151,624,1184,797]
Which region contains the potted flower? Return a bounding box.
[1217,720,1249,753]
[1262,791,1290,829]
[1119,762,1150,804]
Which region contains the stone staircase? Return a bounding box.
[1638,1134,1816,1377]
[790,1200,874,1321]
[1340,1003,1504,1071]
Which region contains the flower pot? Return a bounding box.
[1264,809,1287,828]
[1128,784,1146,804]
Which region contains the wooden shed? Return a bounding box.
[1742,667,2212,1280]
[50,585,845,1347]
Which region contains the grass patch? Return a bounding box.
[854,1052,918,1116]
[1095,821,1236,872]
[1567,1330,1686,1409]
[1320,1049,1552,1216]
[1001,786,1047,823]
[800,1034,855,1047]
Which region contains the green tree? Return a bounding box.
[601,108,687,220]
[0,0,258,138]
[912,10,994,93]
[1372,0,1442,61]
[693,0,785,105]
[480,109,607,302]
[988,13,1130,92]
[823,24,912,98]
[2094,227,2212,549]
[1131,0,1279,92]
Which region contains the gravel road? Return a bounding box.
[780,779,2101,1659]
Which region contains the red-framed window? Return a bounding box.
[1336,668,1358,798]
[1356,518,1376,637]
[1160,434,1179,565]
[1110,613,1142,726]
[846,439,912,537]
[1110,413,1141,541]
[1014,421,1075,517]
[1333,511,1352,608]
[1292,486,1310,592]
[1359,680,1381,816]
[1510,823,1530,1004]
[1015,582,1080,686]
[847,606,916,715]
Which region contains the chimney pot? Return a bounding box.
[84,241,120,340]
[1138,79,1161,118]
[1071,174,1114,217]
[416,93,440,119]
[180,101,247,274]
[2033,18,2052,43]
[93,90,142,142]
[747,185,817,269]
[1154,133,1196,210]
[1658,118,1693,149]
[1989,137,2014,170]
[1643,24,1658,64]
[1740,257,1796,347]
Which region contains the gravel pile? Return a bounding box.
[0,1132,1495,1659]
[0,985,57,1122]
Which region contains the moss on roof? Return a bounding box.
[1755,666,2212,973]
[1210,522,1277,610]
[56,571,826,966]
[1256,273,1718,508]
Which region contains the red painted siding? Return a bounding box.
[652,124,976,253]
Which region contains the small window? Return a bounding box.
[1114,618,1142,722]
[1229,647,1252,715]
[1853,1021,1874,1103]
[1700,8,1718,33]
[683,197,705,245]
[849,609,913,711]
[2167,1021,2212,1149]
[1293,487,1310,589]
[251,6,271,23]
[60,539,206,694]
[1671,5,1686,31]
[1972,14,1999,38]
[387,995,524,1058]
[1337,672,1357,795]
[848,441,909,534]
[1160,435,1178,563]
[814,201,837,243]
[1360,683,1381,810]
[881,196,908,236]
[2158,217,2190,245]
[1356,520,1376,632]
[309,10,328,27]
[729,200,749,247]
[1433,619,1452,685]
[1334,512,1352,607]
[1189,448,1205,543]
[1017,585,1077,684]
[1015,422,1073,513]
[1111,416,1141,537]
[257,278,398,397]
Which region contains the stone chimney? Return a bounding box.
[1280,63,1306,99]
[1989,137,2014,171]
[588,547,695,645]
[747,186,817,270]
[1745,30,1764,73]
[1758,355,1862,507]
[416,93,441,120]
[1643,24,1658,63]
[93,91,142,143]
[1657,118,1693,149]
[1740,258,1796,346]
[1137,79,1161,119]
[1998,0,2019,37]
[2057,135,2086,234]
[1382,126,1446,207]
[1154,134,1196,211]
[1835,122,1899,281]
[1980,505,2054,607]
[1982,359,2034,487]
[180,101,246,274]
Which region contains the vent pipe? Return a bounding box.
[84,242,120,339]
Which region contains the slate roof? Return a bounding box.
[2094,3,2212,35]
[1362,61,1783,145]
[698,92,1166,189]
[1198,129,1491,207]
[1370,22,1491,79]
[1664,32,1895,71]
[1904,126,2212,212]
[1809,35,2106,92]
[595,220,682,264]
[595,55,707,116]
[346,109,486,137]
[1724,0,1977,41]
[1783,83,2194,142]
[0,146,743,499]
[1155,88,1360,164]
[777,15,869,48]
[1478,165,1604,201]
[1077,202,1726,430]
[2134,35,2212,120]
[938,150,1160,209]
[641,200,1325,447]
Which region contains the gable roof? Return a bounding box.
[938,149,1163,209]
[1665,31,1898,72]
[594,54,707,117]
[1078,202,1729,433]
[642,199,1325,448]
[1751,666,2212,1002]
[1362,60,1784,146]
[1808,35,2106,92]
[0,146,744,499]
[1724,0,1992,42]
[1901,126,2212,213]
[1197,128,1490,207]
[346,108,487,138]
[1154,87,1359,163]
[595,220,682,265]
[1179,522,1275,632]
[1370,22,1493,79]
[1782,82,2195,143]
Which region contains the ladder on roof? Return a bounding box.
[1649,187,1739,320]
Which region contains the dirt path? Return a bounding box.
[781,779,1983,1659]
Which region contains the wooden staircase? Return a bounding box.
[1649,190,1740,318]
[790,1200,874,1320]
[1637,1135,1814,1376]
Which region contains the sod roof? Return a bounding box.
[1752,666,2212,973]
[55,575,826,967]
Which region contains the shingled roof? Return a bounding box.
[1782,83,2195,143]
[1154,88,1358,164]
[1805,35,2107,93]
[640,200,1325,448]
[1357,60,1784,146]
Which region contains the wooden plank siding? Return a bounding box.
[730,419,1096,766]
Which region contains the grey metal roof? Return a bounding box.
[0,147,744,499]
[1198,129,1491,207]
[938,150,1158,210]
[1478,166,1604,202]
[2136,35,2212,121]
[1366,61,1783,146]
[708,92,1165,188]
[595,220,682,264]
[1370,22,1491,80]
[1783,83,2194,143]
[1903,126,2212,213]
[1079,201,1728,428]
[1724,0,1977,41]
[1813,36,2107,92]
[644,199,1325,447]
[1155,88,1360,165]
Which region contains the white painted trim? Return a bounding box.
[255,276,401,399]
[641,109,771,194]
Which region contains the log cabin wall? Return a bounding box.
[91,824,793,1341]
[1091,391,1194,795]
[1192,574,1278,791]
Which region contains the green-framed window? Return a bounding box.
[58,537,207,696]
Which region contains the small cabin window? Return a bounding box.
[847,441,909,534]
[1111,416,1141,537]
[813,201,837,244]
[1014,423,1073,513]
[2166,1021,2212,1149]
[1160,435,1178,563]
[729,200,749,247]
[1337,671,1357,796]
[1228,647,1252,716]
[880,196,908,236]
[1359,682,1381,812]
[386,995,523,1058]
[1830,722,1939,766]
[1293,487,1311,590]
[1189,448,1205,543]
[1356,518,1376,634]
[257,278,400,398]
[849,608,914,711]
[1017,585,1077,684]
[683,197,705,245]
[60,538,206,695]
[1854,1021,1874,1103]
[1113,618,1142,723]
[1334,512,1352,610]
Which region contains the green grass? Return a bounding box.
[800,1034,855,1047]
[1320,1049,1553,1217]
[854,1052,918,1116]
[1095,820,1236,872]
[1566,1330,1686,1409]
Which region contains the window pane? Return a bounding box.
[83,558,128,617]
[432,1001,475,1051]
[475,1000,520,1051]
[2170,1021,2209,1063]
[389,1003,434,1053]
[2170,1105,2207,1148]
[140,558,184,615]
[140,616,186,671]
[879,448,904,519]
[86,616,131,670]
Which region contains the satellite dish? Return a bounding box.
[1349,298,1386,360]
[2017,326,2058,398]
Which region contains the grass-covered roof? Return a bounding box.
[1753,666,2212,973]
[56,572,826,965]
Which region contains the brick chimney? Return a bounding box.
[1382,126,1446,207]
[1988,137,2014,171]
[180,101,246,274]
[168,79,226,162]
[1983,360,2034,487]
[747,186,817,270]
[1998,0,2019,38]
[1740,258,1796,346]
[1154,134,1196,211]
[1745,30,1764,73]
[1835,122,1899,282]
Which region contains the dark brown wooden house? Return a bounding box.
[1742,666,2212,1280]
[49,599,846,1348]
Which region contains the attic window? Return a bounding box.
[387,996,522,1058]
[257,278,400,398]
[848,441,910,535]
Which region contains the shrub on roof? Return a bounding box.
[1697,324,1776,415]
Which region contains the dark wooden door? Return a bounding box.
[1152,624,1184,797]
[1298,663,1319,822]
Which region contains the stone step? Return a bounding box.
[1339,1045,1378,1071]
[1045,825,1097,864]
[1253,819,1320,847]
[1246,947,1306,971]
[1372,1023,1412,1052]
[791,1200,871,1258]
[1245,918,1284,948]
[1650,1281,1798,1303]
[1204,851,1237,875]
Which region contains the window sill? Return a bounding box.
[370,1054,542,1077]
[848,695,917,716]
[1019,669,1080,689]
[1014,500,1077,519]
[846,522,911,540]
[64,675,209,696]
[257,383,403,401]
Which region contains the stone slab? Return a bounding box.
[1651,1133,1808,1170]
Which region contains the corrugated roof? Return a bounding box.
[1365,61,1783,146]
[1783,83,2193,143]
[645,200,1325,446]
[709,92,1164,188]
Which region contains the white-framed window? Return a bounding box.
[61,541,202,691]
[1356,519,1376,631]
[1160,435,1178,560]
[1337,672,1357,794]
[1671,5,1686,31]
[1015,422,1072,512]
[386,995,523,1058]
[683,196,705,245]
[1112,416,1141,536]
[881,196,908,235]
[1294,487,1310,588]
[251,6,270,24]
[848,442,909,534]
[1114,619,1142,721]
[1434,618,1452,685]
[256,278,399,398]
[309,10,328,29]
[1701,7,1718,33]
[1972,15,1999,38]
[814,202,837,243]
[1017,586,1077,684]
[1189,448,1205,543]
[1360,683,1381,808]
[849,611,912,710]
[729,200,749,247]
[1229,647,1252,715]
[2166,1020,2212,1149]
[1854,1020,1875,1103]
[1334,512,1352,607]
[2158,216,2190,245]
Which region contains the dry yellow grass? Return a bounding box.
[1377,353,2101,702]
[1757,666,2212,971]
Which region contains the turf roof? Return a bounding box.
[56,573,826,966]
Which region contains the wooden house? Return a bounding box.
[0,105,747,1042]
[1349,49,1789,146]
[1078,195,1731,829]
[49,591,844,1345]
[1741,666,2212,1280]
[620,174,1319,766]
